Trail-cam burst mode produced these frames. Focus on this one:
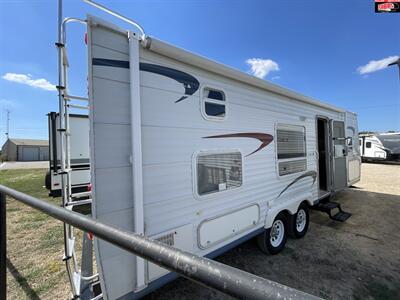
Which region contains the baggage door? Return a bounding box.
[331,120,347,191]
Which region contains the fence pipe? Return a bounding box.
[0,185,321,300]
[0,192,6,300]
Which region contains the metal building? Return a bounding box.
[1,138,49,161]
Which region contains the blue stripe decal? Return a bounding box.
[92,58,200,103]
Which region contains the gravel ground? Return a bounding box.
[144,163,400,300]
[354,163,400,195]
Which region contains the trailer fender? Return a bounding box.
[264,194,313,228]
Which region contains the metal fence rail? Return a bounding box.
[0,184,321,300]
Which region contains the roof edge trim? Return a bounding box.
[142,36,345,113]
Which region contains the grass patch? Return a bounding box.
[7,206,21,212]
[39,226,64,250]
[0,168,49,199]
[20,212,50,223]
[2,168,75,299]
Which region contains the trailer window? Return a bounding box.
[197,152,242,196]
[276,124,306,176]
[366,142,371,148]
[276,125,306,159]
[202,88,226,119]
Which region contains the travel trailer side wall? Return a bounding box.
[86,16,360,299]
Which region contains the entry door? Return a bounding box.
[331,120,347,191]
[345,112,361,185]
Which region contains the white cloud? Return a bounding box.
[357,56,399,75]
[246,58,279,79]
[2,73,56,91]
[0,99,15,108]
[271,76,281,80]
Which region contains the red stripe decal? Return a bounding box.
[203,133,274,157]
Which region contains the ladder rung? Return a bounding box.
[81,273,99,281]
[70,191,91,199]
[66,199,92,207]
[91,294,103,300]
[67,104,89,109]
[64,94,89,101]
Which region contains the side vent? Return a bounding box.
[148,224,193,281]
[279,159,306,176]
[155,232,175,246]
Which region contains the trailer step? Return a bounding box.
[331,211,351,222]
[314,201,339,212]
[312,201,351,222]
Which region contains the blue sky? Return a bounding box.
[0,0,399,147]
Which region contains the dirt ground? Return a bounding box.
[144,163,400,300]
[4,163,400,299]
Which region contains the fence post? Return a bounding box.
[0,192,6,299]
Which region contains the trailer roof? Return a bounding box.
[143,37,346,114]
[89,16,347,114]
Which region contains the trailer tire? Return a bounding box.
[257,213,287,255]
[289,203,309,239]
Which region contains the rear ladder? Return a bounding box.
[56,9,101,300]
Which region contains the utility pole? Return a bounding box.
[5,110,10,140]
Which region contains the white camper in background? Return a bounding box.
[80,15,361,299]
[45,112,90,197]
[359,132,400,162]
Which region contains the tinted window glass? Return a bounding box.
[366,142,371,148]
[205,102,225,117]
[206,90,225,101]
[276,126,306,159]
[197,152,242,195]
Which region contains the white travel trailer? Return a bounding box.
[46,112,90,197]
[79,15,361,299]
[359,132,400,162]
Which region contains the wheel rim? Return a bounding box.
[270,220,284,247]
[296,209,306,232]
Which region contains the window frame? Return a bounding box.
[200,86,227,121]
[192,149,243,200]
[275,123,307,178]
